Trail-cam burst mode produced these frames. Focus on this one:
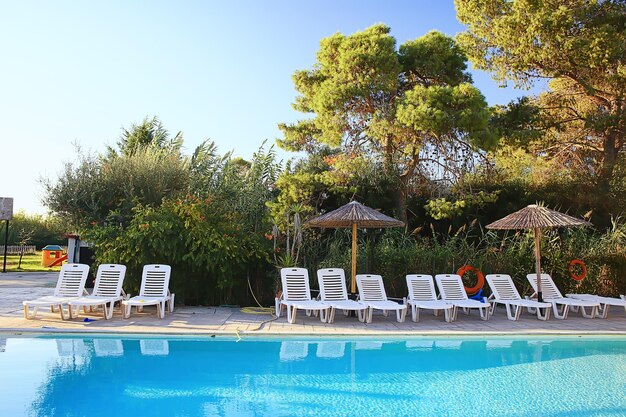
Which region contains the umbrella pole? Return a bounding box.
[534,227,543,302]
[351,223,357,294]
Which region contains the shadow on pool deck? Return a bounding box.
[0,272,624,336]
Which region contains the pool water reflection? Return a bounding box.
[0,336,624,417]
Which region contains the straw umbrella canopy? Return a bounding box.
[304,201,404,293]
[486,204,591,302]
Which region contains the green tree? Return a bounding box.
[43,118,190,228]
[5,211,66,248]
[456,0,626,207]
[111,116,183,157]
[278,25,496,221]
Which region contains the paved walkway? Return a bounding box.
[0,272,624,337]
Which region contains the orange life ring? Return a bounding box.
[569,259,587,281]
[457,265,485,295]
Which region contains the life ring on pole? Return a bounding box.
[569,259,587,281]
[457,265,485,296]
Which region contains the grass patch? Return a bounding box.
[1,252,62,272]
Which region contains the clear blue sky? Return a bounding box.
[0,1,540,215]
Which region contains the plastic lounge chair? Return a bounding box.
[435,274,491,321]
[485,274,551,321]
[356,274,407,323]
[275,268,329,324]
[68,264,127,320]
[317,268,367,323]
[564,293,626,319]
[526,273,599,319]
[404,274,454,322]
[23,263,90,320]
[122,264,173,319]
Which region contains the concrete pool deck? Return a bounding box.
[1,271,625,336]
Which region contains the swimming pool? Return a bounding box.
[0,335,624,417]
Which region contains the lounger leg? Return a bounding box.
[443,307,451,323]
[553,303,568,319]
[505,304,515,321]
[319,308,327,323]
[288,306,297,324]
[366,307,373,324]
[169,294,175,313]
[579,305,596,319]
[59,304,66,320]
[450,306,458,322]
[398,308,407,323]
[411,304,419,322]
[327,307,336,323]
[537,306,550,320]
[357,309,366,323]
[596,304,608,319]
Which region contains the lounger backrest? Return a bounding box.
[526,273,563,300]
[281,268,312,301]
[486,274,521,301]
[54,263,90,297]
[93,264,126,298]
[435,274,468,301]
[356,274,388,301]
[406,274,437,301]
[317,268,348,301]
[139,264,171,298]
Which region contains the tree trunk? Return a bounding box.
[596,129,622,222]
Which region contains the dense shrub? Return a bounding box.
[84,196,272,306]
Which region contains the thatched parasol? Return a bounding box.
[486,204,591,302]
[305,201,404,293]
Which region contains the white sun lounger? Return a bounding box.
[276,268,329,324]
[122,264,173,319]
[435,274,491,321]
[486,274,551,320]
[404,274,454,322]
[356,274,407,323]
[317,268,367,323]
[68,264,127,320]
[526,273,599,319]
[565,293,626,318]
[23,263,90,320]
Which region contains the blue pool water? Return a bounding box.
[0,336,624,417]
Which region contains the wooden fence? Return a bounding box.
[3,245,37,255]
